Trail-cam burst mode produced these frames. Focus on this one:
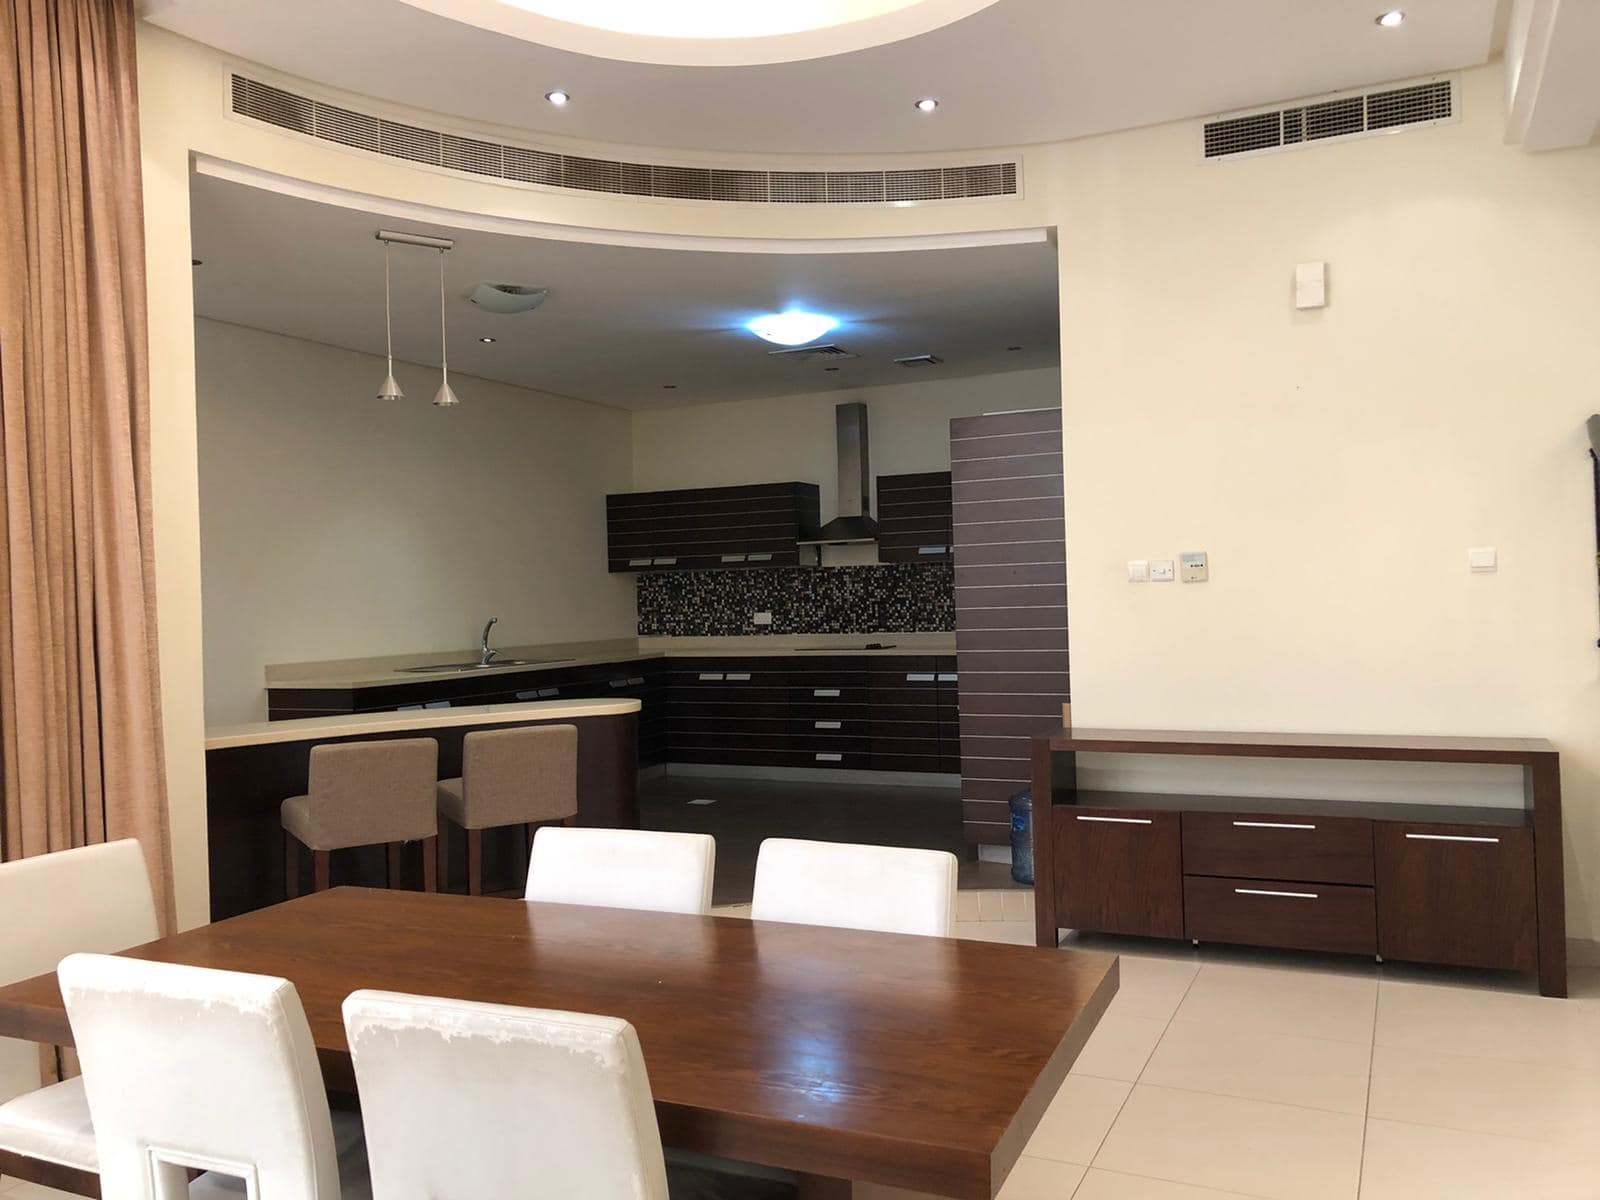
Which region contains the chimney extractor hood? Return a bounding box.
[798,402,879,545]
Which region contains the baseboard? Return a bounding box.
[656,762,961,789]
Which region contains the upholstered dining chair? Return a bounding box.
[57,953,369,1200]
[435,724,578,895]
[750,838,958,938]
[281,737,439,896]
[524,827,716,916]
[343,990,669,1200]
[0,840,160,1191]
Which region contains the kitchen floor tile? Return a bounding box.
[1375,979,1600,1069]
[1360,1118,1600,1200]
[997,1157,1086,1199]
[1368,1043,1600,1145]
[1140,1017,1371,1114]
[1092,1084,1363,1200]
[1021,1075,1131,1166]
[953,919,1034,946]
[1068,1009,1168,1082]
[1172,963,1376,1044]
[1072,1169,1263,1199]
[1105,954,1199,1022]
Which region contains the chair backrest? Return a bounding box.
[58,953,341,1200]
[524,827,714,916]
[343,990,669,1200]
[306,737,438,845]
[462,724,577,825]
[0,840,159,1103]
[751,838,958,938]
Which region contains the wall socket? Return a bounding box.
[752,611,773,626]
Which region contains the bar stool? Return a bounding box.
[282,738,439,897]
[436,725,578,896]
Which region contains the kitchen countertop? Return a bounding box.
[206,697,642,751]
[265,633,958,691]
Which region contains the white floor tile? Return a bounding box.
[1367,1043,1600,1146]
[1022,1075,1131,1166]
[1360,1118,1600,1200]
[1140,1017,1371,1114]
[997,1156,1086,1199]
[0,1185,80,1200]
[1069,1009,1168,1082]
[1073,1169,1262,1199]
[1092,1084,1364,1200]
[953,919,1034,946]
[1105,954,1199,1023]
[1375,979,1600,1070]
[1172,963,1377,1045]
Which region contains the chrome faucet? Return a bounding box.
[479,616,499,666]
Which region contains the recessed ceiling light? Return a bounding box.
[478,336,497,344]
[545,89,571,106]
[1375,9,1405,27]
[914,97,939,113]
[746,310,839,346]
[661,384,678,390]
[1006,344,1022,351]
[824,366,840,372]
[191,259,203,267]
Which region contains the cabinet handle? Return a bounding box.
[814,720,842,730]
[627,677,645,686]
[746,553,773,562]
[725,672,751,682]
[608,679,629,688]
[814,688,841,697]
[720,553,747,563]
[906,673,936,682]
[537,688,559,698]
[652,556,678,565]
[917,545,948,555]
[1405,833,1501,844]
[1235,888,1319,900]
[627,558,653,567]
[936,673,958,682]
[1232,820,1317,830]
[814,752,843,762]
[1075,815,1152,825]
[515,690,539,700]
[698,673,725,681]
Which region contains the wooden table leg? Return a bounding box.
[796,1174,852,1199]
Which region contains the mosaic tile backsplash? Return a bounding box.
[636,564,954,637]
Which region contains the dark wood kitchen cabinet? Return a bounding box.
[1054,806,1184,938]
[606,482,821,572]
[876,472,953,564]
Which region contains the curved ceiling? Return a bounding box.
[144,0,1499,156]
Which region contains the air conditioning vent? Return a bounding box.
[1203,78,1453,160]
[767,344,857,363]
[229,74,1021,205]
[894,354,944,367]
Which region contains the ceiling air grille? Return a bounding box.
[1203,78,1453,160]
[229,75,1020,205]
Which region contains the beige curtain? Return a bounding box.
[0,0,175,930]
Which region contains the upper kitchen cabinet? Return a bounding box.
[875,472,953,564]
[606,482,821,572]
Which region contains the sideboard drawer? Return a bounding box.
[1054,808,1184,939]
[1184,875,1377,955]
[1183,811,1374,886]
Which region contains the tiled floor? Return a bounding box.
[7,897,1598,1200]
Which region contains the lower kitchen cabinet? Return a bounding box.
[1054,807,1184,939]
[1184,875,1376,956]
[1374,821,1538,972]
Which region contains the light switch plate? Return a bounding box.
[1150,559,1176,582]
[1295,261,1327,309]
[1127,559,1149,583]
[1180,551,1208,582]
[1468,547,1497,573]
[753,611,773,625]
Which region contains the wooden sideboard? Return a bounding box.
[1030,728,1566,997]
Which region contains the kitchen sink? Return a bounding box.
[396,658,573,674]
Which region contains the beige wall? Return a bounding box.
[1054,65,1600,937]
[195,320,635,726]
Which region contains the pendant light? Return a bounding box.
[432,247,460,408]
[376,241,404,400]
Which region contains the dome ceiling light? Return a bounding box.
[746,310,839,347]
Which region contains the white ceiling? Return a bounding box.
[144,0,1500,156]
[189,173,1061,410]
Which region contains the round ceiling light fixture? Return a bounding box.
[544,89,571,106]
[1375,9,1405,27]
[746,310,839,346]
[914,97,939,112]
[465,282,550,314]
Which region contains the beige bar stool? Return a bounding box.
[436,725,578,895]
[282,737,439,896]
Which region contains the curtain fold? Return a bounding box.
[0,0,175,929]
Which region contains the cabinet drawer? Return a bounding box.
[1184,875,1376,956]
[1375,822,1537,972]
[1054,808,1183,939]
[1182,812,1374,886]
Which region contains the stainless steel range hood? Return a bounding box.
[797,402,879,545]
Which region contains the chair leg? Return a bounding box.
[312,850,331,893]
[284,834,299,900]
[466,828,483,896]
[421,837,438,892]
[387,842,402,889]
[436,824,450,893]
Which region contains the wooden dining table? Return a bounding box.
[0,887,1117,1199]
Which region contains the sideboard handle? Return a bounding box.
[1235,887,1319,900]
[1075,815,1153,825]
[1405,833,1501,844]
[1233,820,1317,830]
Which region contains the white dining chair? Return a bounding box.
[0,840,160,1187]
[57,952,369,1200]
[524,827,716,916]
[343,989,669,1200]
[751,839,958,938]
